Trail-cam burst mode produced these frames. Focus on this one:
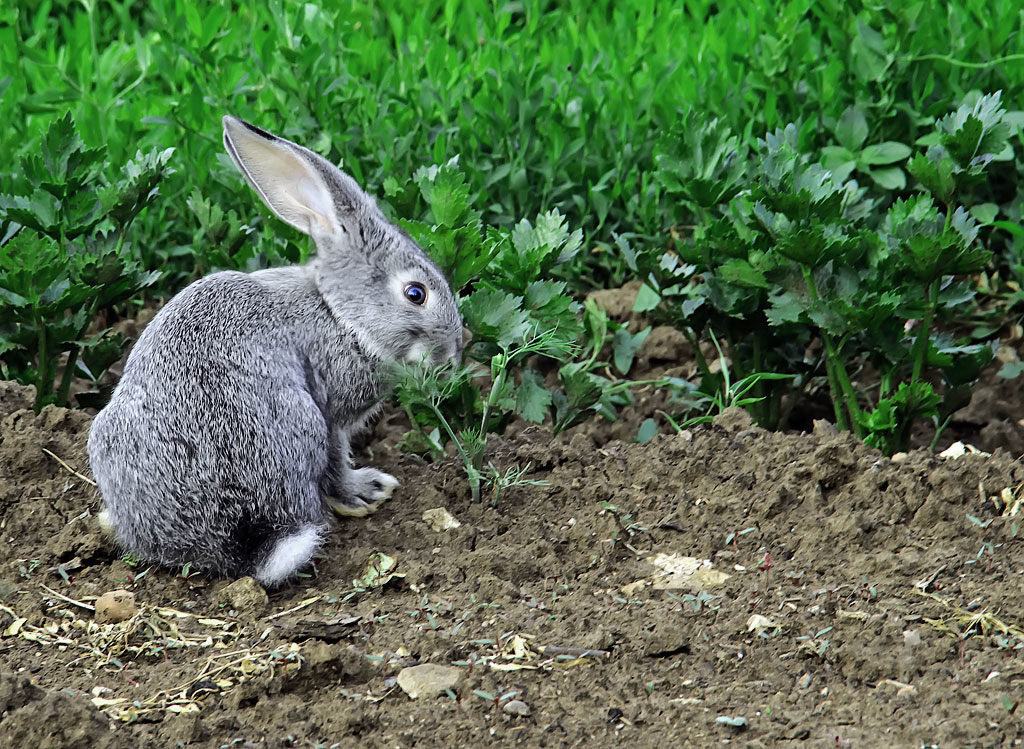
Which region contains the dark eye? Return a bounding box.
[403,282,427,306]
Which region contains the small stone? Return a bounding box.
[712,406,755,433]
[795,673,812,690]
[902,629,921,647]
[94,590,137,623]
[812,419,838,438]
[164,713,205,744]
[890,452,909,462]
[422,508,461,532]
[643,622,689,658]
[746,614,780,634]
[217,577,268,617]
[642,326,689,362]
[503,699,530,717]
[396,664,463,699]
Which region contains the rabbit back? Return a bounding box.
[88,270,336,582]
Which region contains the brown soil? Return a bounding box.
[3,353,1024,749]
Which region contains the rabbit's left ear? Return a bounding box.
[222,116,342,238]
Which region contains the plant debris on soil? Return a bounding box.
[2,360,1024,747]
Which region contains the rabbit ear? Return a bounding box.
[222,115,344,238]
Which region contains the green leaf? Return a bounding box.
[766,289,807,326]
[515,369,552,423]
[860,142,911,165]
[413,157,478,229]
[836,107,869,151]
[719,259,768,288]
[654,112,747,208]
[636,418,658,443]
[907,150,956,203]
[612,325,651,375]
[460,289,530,349]
[999,361,1024,380]
[867,167,906,190]
[560,365,603,410]
[632,282,661,313]
[969,203,998,225]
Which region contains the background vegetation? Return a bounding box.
[3,0,1024,485]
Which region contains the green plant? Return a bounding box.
[394,159,640,501]
[673,330,794,428]
[638,92,1016,453]
[9,1,1024,302]
[0,114,169,409]
[597,500,648,555]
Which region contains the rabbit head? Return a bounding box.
[222,116,463,367]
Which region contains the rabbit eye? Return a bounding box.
[403,282,427,306]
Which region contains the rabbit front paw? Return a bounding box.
[326,468,399,517]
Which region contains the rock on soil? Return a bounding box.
[93,589,137,623]
[216,576,269,618]
[396,664,464,699]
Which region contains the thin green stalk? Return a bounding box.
[55,343,80,408]
[911,278,941,383]
[929,414,954,451]
[823,332,865,437]
[750,326,767,427]
[34,311,50,412]
[431,403,483,503]
[478,359,508,447]
[680,326,715,383]
[402,403,443,458]
[822,355,850,432]
[802,266,864,436]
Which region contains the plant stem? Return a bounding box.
[682,326,715,384]
[34,312,50,412]
[750,325,768,427]
[55,343,80,408]
[911,278,941,383]
[432,404,482,503]
[801,266,864,436]
[822,356,850,432]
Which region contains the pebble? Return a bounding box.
[902,629,921,647]
[396,663,464,699]
[94,589,137,623]
[503,699,530,717]
[217,576,269,617]
[422,508,461,531]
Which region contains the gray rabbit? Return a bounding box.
[87,116,463,586]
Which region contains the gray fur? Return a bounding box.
[87,116,463,587]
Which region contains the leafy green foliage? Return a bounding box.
[641,92,1016,453]
[0,115,168,409]
[6,1,1024,294]
[394,162,630,499]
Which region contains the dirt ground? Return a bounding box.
[3,310,1024,747]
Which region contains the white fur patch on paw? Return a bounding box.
[327,468,399,517]
[351,467,399,501]
[97,508,113,533]
[255,526,322,587]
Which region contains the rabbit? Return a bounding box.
[87,116,464,587]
